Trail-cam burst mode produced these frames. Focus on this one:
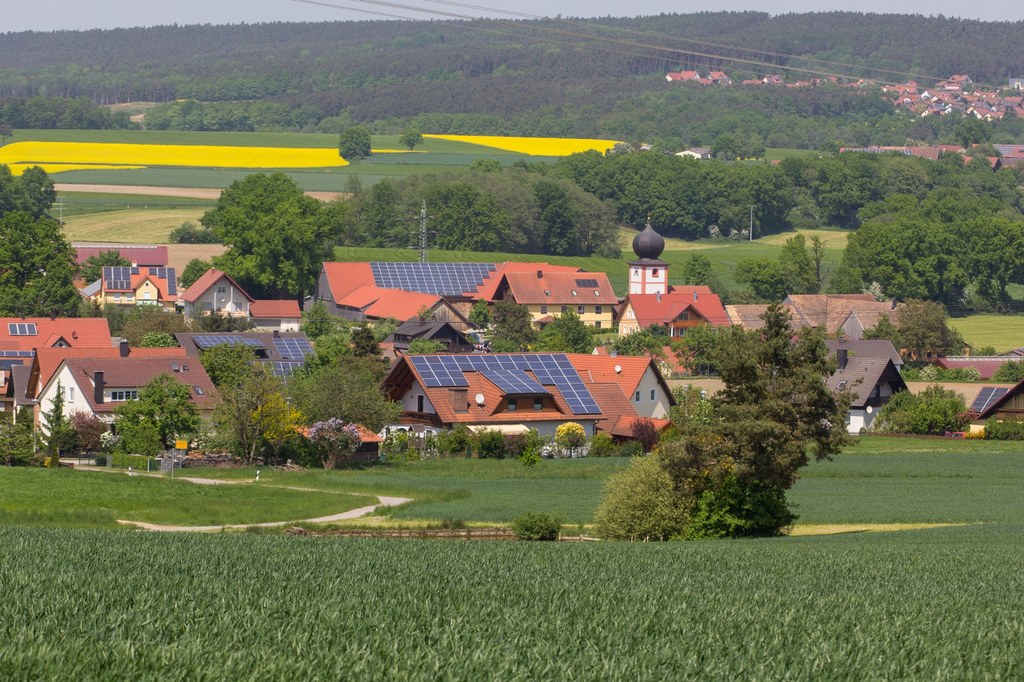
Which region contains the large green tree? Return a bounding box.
[202,173,344,303]
[338,125,372,160]
[80,250,131,284]
[490,300,536,352]
[114,374,201,450]
[288,356,399,431]
[0,211,79,317]
[598,305,850,540]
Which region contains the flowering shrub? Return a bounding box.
[555,422,586,457]
[307,419,362,469]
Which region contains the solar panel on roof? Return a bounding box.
[370,262,497,295]
[408,353,600,414]
[193,334,266,350]
[0,350,34,357]
[273,337,313,360]
[971,386,1009,413]
[7,323,37,336]
[270,361,305,379]
[575,278,599,288]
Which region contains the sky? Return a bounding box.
[3,0,1024,32]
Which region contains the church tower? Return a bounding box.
[628,218,668,295]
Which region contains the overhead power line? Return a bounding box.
[292,0,939,85]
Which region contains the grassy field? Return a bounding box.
[0,469,368,528]
[2,437,1022,677]
[1,524,1020,678]
[62,207,207,242]
[950,313,1024,353]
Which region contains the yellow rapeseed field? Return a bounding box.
[424,134,619,156]
[0,141,349,171]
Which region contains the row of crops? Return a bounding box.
[2,524,1021,679]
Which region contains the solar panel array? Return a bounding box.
[7,323,37,336]
[409,354,601,414]
[971,386,1010,413]
[370,262,497,296]
[0,350,34,357]
[103,266,140,291]
[192,334,266,350]
[270,361,305,378]
[147,267,178,296]
[273,337,314,361]
[575,278,599,288]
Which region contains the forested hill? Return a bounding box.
[2,12,1023,145]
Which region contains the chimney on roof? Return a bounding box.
[656,292,661,303]
[273,330,280,339]
[94,371,104,404]
[693,290,698,302]
[49,311,57,321]
[837,348,848,370]
[119,339,129,358]
[536,270,543,279]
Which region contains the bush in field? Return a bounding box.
[511,512,562,541]
[984,416,1024,440]
[588,432,618,458]
[594,452,686,540]
[683,475,795,540]
[475,429,506,459]
[874,385,968,435]
[437,426,472,457]
[307,418,362,469]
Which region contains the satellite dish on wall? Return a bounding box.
[614,365,622,374]
[475,393,486,406]
[866,405,873,414]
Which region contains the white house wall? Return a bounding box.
[36,365,90,434]
[630,366,672,419]
[400,380,436,415]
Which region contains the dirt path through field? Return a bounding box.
[55,183,343,202]
[117,495,412,533]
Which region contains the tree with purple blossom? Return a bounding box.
[307,418,363,469]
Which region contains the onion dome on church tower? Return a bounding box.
[632,217,665,261]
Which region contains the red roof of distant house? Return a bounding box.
[935,356,1022,380]
[180,269,254,304]
[623,288,729,328]
[249,300,301,319]
[610,415,672,439]
[497,271,616,305]
[101,267,178,302]
[0,317,112,352]
[29,346,187,400]
[55,356,217,413]
[472,262,583,301]
[74,245,168,267]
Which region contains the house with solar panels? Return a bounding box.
[383,353,674,439]
[174,332,314,380]
[315,261,616,330]
[87,266,179,311]
[968,384,1022,433]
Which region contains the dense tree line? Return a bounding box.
[2,14,1024,145]
[344,165,621,257]
[0,96,134,130]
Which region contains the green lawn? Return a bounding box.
[0,469,368,528]
[950,313,1024,353]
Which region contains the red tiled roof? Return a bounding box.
[498,271,616,305]
[320,262,376,302]
[29,346,186,399]
[611,415,672,439]
[622,288,729,328]
[567,353,671,401]
[180,269,253,304]
[102,268,178,302]
[249,299,301,319]
[0,317,112,351]
[935,357,1021,380]
[472,262,582,301]
[56,356,217,413]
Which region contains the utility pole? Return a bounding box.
[749,205,755,242]
[418,200,428,263]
